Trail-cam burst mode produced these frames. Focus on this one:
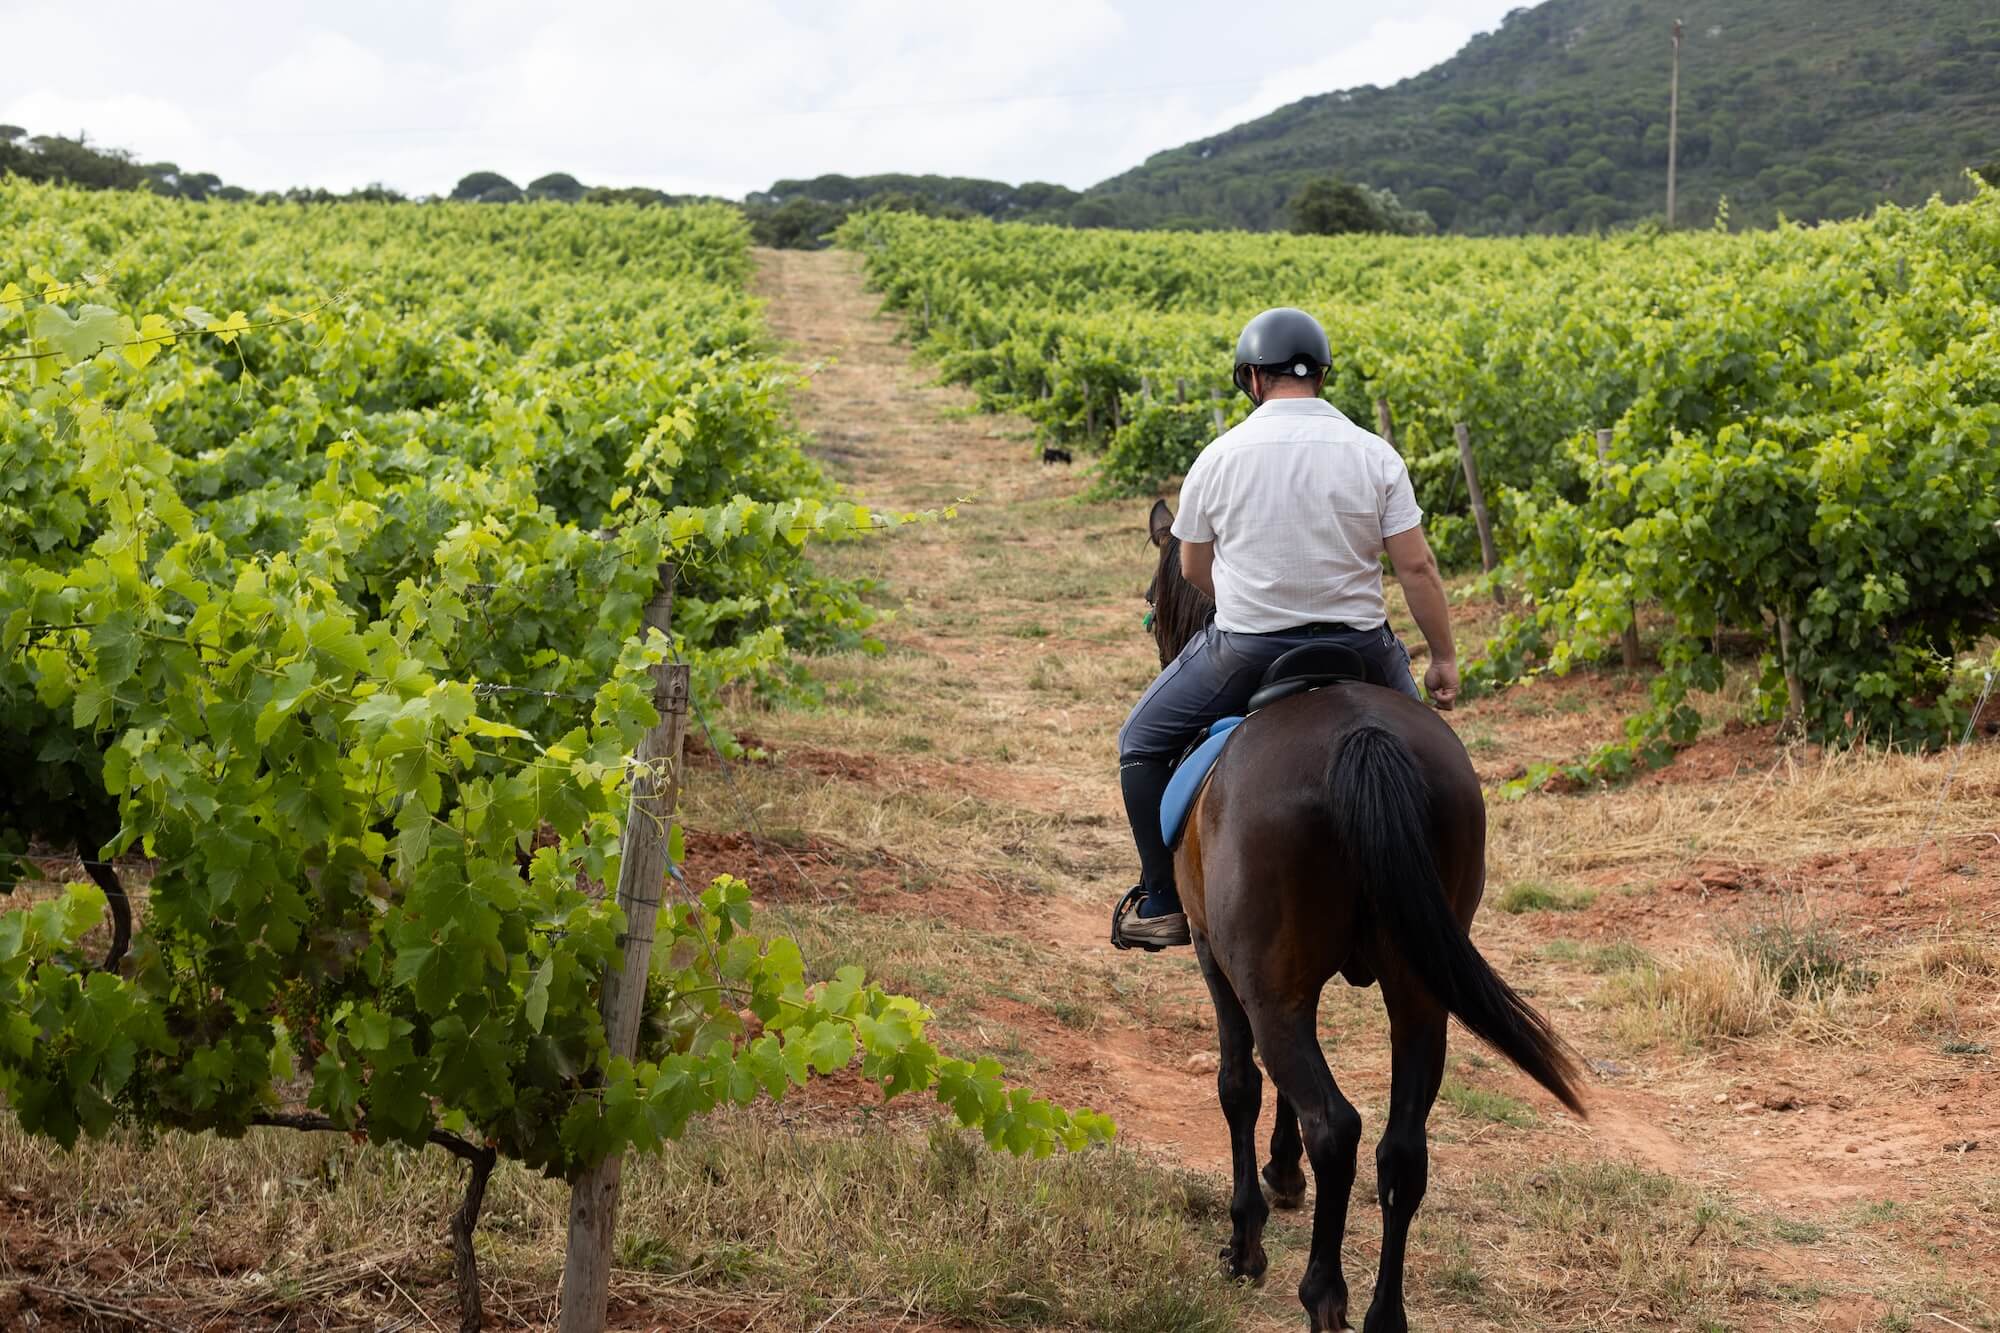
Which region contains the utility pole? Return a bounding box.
[1666,18,1684,228]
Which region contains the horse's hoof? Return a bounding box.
[1306,1290,1351,1331]
[1219,1240,1267,1284]
[1262,1165,1308,1210]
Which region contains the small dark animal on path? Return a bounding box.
[1041,446,1072,465]
[1141,499,1586,1333]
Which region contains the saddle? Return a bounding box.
[1159,642,1387,847]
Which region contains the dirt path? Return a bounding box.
[751,245,1233,1169]
[741,247,2000,1330]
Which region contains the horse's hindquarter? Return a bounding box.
[1184,686,1487,996]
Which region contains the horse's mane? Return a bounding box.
[1149,534,1215,667]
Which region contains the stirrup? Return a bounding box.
[1111,884,1163,952]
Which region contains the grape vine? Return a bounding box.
[841,182,2000,760]
[1,184,1109,1330]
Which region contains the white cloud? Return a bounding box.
[0,0,1519,197]
[1202,13,1492,148]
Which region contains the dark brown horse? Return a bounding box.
[1141,500,1585,1333]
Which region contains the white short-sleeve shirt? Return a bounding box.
[1170,397,1422,633]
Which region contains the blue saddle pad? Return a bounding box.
[1160,716,1245,846]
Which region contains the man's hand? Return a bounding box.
[1384,526,1459,711]
[1425,658,1460,711]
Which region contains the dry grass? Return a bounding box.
[0,1114,1252,1331]
[1599,904,1877,1048]
[1606,944,1790,1046]
[1487,739,2000,886]
[1407,1160,1749,1330]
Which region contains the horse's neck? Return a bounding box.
[1152,539,1213,664]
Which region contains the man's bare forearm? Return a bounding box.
[1401,565,1455,666]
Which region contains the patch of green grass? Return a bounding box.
[1852,1200,1902,1226]
[1434,1256,1484,1297]
[1457,726,1504,755]
[1013,622,1052,639]
[1027,655,1078,695]
[1771,1216,1826,1244]
[1440,1078,1536,1127]
[1048,997,1100,1032]
[1541,938,1652,972]
[1728,910,1872,999]
[1496,881,1599,914]
[893,733,935,752]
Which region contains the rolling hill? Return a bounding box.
[1083,0,2000,233]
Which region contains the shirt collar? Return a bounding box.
[1249,397,1340,417]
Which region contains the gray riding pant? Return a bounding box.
[1117,620,1421,764]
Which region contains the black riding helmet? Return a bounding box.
[1232,307,1332,401]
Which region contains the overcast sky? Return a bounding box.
[2,1,1523,199]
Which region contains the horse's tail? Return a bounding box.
[1325,725,1586,1115]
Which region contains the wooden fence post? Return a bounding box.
[558,564,691,1332]
[1140,375,1152,404]
[1175,377,1188,405]
[1110,389,1122,434]
[1775,611,1806,734]
[1375,398,1396,453]
[1453,423,1503,603]
[1211,394,1226,436]
[1597,427,1641,669]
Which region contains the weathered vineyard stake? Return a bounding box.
[1597,428,1642,669]
[1453,422,1504,603]
[1776,612,1807,734]
[558,563,691,1331]
[1667,18,1684,228]
[1211,393,1226,435]
[1375,398,1397,453]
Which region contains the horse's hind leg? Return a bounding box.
[1362,970,1447,1333]
[1250,999,1363,1332]
[1193,935,1269,1281]
[1263,1095,1307,1210]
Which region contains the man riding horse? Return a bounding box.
[1108,310,1581,1331]
[1112,307,1461,952]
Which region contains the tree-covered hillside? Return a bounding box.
[1086,0,2000,233]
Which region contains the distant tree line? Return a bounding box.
[0,125,411,204]
[443,169,1430,247]
[1,124,1436,244]
[0,125,241,201]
